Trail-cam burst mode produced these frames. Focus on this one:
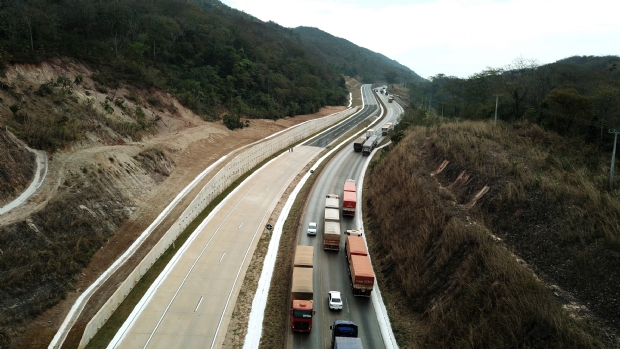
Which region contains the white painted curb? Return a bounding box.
[243,85,398,348]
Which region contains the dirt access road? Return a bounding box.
[21,108,347,348]
[0,60,353,348]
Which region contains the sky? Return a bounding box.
[218,0,620,80]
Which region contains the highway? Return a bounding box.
[106,84,401,349]
[108,146,325,349]
[291,85,403,348]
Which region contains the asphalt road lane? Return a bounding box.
[290,85,402,349]
[110,145,323,349]
[306,89,378,148]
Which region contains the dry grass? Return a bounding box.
[364,120,616,348]
[3,83,156,152]
[0,147,173,349]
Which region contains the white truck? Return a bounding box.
[334,337,363,349]
[381,123,393,136]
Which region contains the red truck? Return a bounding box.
[345,234,374,297]
[290,245,315,332]
[342,179,356,217]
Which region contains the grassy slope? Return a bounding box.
[365,120,617,348]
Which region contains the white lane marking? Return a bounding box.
[121,149,292,349]
[220,252,226,262]
[55,154,229,349]
[195,296,204,312]
[265,186,269,191]
[210,179,283,349]
[244,85,394,348]
[137,165,278,348]
[239,222,243,229]
[346,296,350,314]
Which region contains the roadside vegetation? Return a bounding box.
[365,114,619,347]
[408,56,620,144]
[2,78,158,151]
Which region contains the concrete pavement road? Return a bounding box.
[110,145,323,349]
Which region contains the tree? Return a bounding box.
[142,14,180,61]
[385,71,397,84]
[543,87,590,134]
[591,85,620,141]
[501,57,540,120]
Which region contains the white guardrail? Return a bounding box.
[72,106,356,349]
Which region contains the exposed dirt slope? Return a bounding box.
[0,129,35,206]
[0,58,346,349]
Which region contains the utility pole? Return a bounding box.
[493,94,501,125]
[609,129,620,189]
[428,96,432,113]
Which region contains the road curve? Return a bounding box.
[292,85,402,349]
[0,147,48,216]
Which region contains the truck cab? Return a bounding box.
[330,320,359,349]
[290,300,314,331]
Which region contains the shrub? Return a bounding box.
[9,104,19,115]
[223,113,244,130]
[146,95,160,107]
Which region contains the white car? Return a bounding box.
[307,222,317,236]
[328,291,342,310]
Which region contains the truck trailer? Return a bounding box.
[324,194,341,251]
[290,245,314,332]
[381,123,393,135]
[342,179,356,217]
[361,136,378,156]
[346,236,374,297]
[294,245,313,267]
[334,337,363,349]
[353,137,366,152]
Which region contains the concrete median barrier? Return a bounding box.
[76,107,356,348]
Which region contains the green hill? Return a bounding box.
[288,26,424,83]
[0,0,347,129]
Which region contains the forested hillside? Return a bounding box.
[285,26,424,83]
[0,1,362,347]
[407,56,620,146]
[372,55,620,347]
[0,0,347,129]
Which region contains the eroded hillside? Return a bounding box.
[0,59,347,348]
[365,121,619,348]
[0,130,35,206]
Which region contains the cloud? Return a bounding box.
[221,0,620,78]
